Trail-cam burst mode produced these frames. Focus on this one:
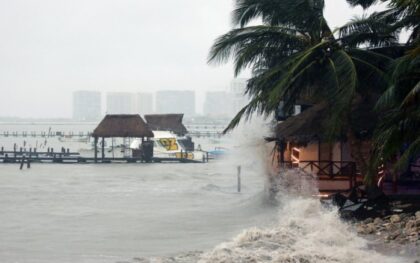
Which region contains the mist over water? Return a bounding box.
[0,119,412,263]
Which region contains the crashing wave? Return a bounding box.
[197,169,406,263]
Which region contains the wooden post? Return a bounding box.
[94,136,98,163]
[20,156,25,170]
[392,173,398,193]
[111,138,114,159]
[279,140,285,166]
[101,137,105,161]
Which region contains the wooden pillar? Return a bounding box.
[94,136,98,163]
[279,140,285,164]
[101,137,105,161]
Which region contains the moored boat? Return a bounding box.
[130,131,207,162]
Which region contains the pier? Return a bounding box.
[0,131,92,138]
[0,148,208,164]
[0,130,224,138]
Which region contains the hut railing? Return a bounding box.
[280,160,357,187]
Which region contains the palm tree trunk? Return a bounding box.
[347,131,377,186]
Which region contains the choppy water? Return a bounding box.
[0,162,279,263]
[0,121,415,263]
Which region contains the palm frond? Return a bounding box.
[345,0,380,9]
[322,50,358,137]
[339,13,399,48]
[208,26,308,75]
[401,80,420,109]
[394,136,420,172]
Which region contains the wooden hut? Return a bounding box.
[144,114,188,136]
[273,98,377,192]
[92,114,154,162]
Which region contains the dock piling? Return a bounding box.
[20,156,25,170]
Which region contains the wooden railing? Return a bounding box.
[280,160,358,188]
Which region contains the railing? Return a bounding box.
[280,160,358,188]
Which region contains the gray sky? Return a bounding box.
[0,0,376,118]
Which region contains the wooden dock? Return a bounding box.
[0,130,224,138]
[0,149,207,164]
[0,156,203,164]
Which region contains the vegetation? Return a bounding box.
[346,0,420,173]
[209,0,419,184]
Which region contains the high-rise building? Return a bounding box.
[136,92,154,114]
[106,92,135,114]
[72,91,102,121]
[203,91,231,117]
[155,90,195,116]
[230,79,249,115]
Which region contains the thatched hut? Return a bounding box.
[92,114,154,162]
[144,114,188,136]
[273,98,377,191]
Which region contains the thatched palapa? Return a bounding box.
[275,97,378,146]
[93,114,154,138]
[144,114,188,136]
[275,103,329,146]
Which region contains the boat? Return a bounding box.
[208,147,229,159]
[130,131,207,162]
[58,135,91,143]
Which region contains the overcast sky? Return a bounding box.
[0,0,381,118]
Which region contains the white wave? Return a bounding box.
[199,193,406,263]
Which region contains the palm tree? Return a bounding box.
[209,0,396,184]
[345,0,420,171]
[375,55,420,171]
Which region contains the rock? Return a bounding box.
[374,217,383,225]
[365,223,376,234]
[415,211,420,219]
[356,223,377,235]
[389,230,401,240]
[390,214,401,223]
[385,223,399,232]
[364,218,373,224]
[357,226,366,234]
[408,234,419,243]
[415,218,420,227]
[405,220,416,231]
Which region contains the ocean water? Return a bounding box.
[0,121,414,263]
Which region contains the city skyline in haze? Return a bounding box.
[0,0,384,118]
[71,79,247,121]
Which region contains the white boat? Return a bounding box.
[130,131,207,162]
[58,135,91,143]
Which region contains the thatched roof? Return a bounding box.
[144,114,188,136]
[275,97,378,146]
[275,103,329,146]
[92,114,154,138]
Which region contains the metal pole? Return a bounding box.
[237,165,241,193]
